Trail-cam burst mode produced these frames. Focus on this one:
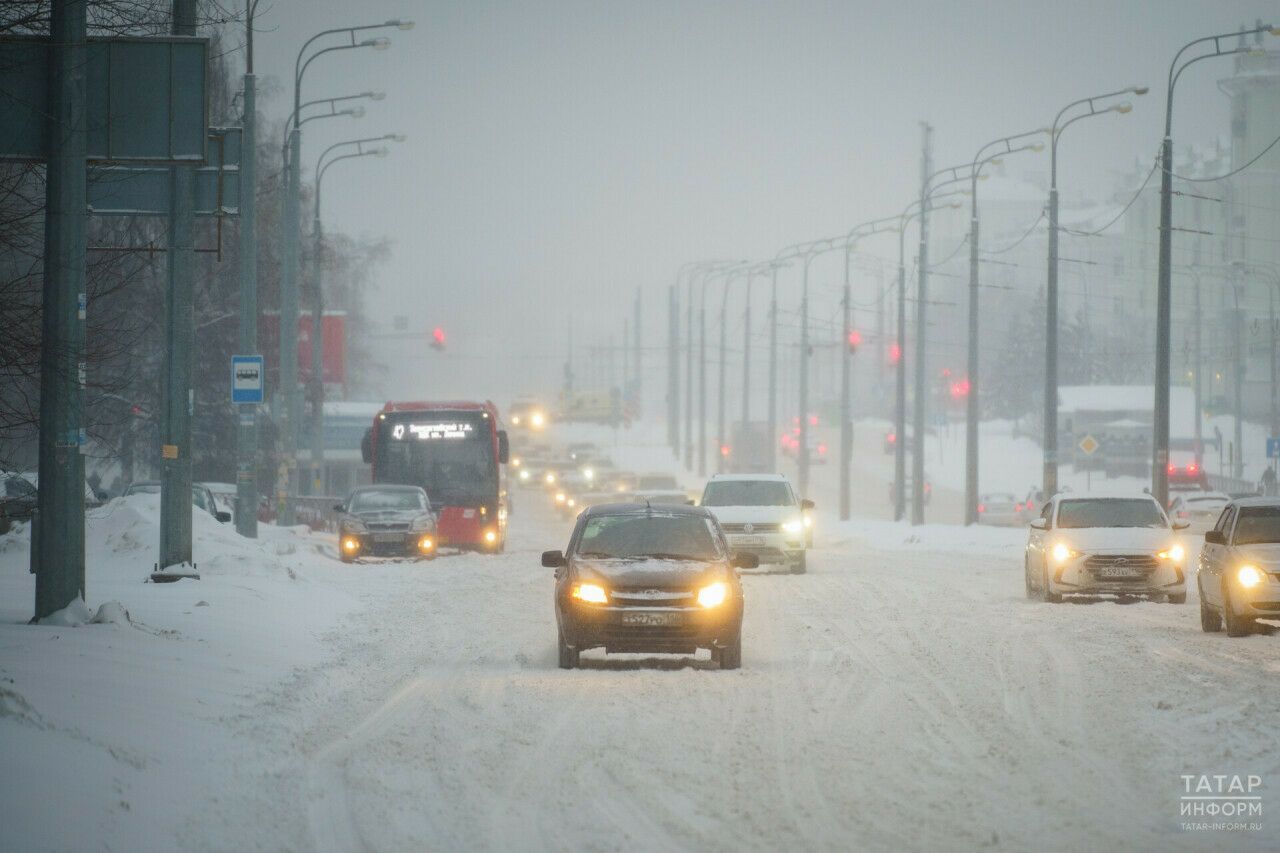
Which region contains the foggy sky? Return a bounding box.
[245,0,1274,405]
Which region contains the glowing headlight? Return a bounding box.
[555,492,566,504]
[566,498,576,508]
[511,415,521,425]
[512,457,522,467]
[1158,543,1185,562]
[583,467,594,481]
[341,536,360,553]
[545,472,556,485]
[1051,542,1076,563]
[1237,565,1265,588]
[484,529,498,544]
[418,536,434,552]
[531,412,545,428]
[697,581,728,608]
[803,515,813,529]
[519,469,531,481]
[782,519,804,534]
[571,582,608,604]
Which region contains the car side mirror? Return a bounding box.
[215,511,232,523]
[800,499,814,511]
[361,427,373,465]
[541,549,565,568]
[1172,521,1190,531]
[1204,530,1226,545]
[332,504,344,513]
[732,552,759,569]
[1029,518,1048,530]
[497,430,510,464]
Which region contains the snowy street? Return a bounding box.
[3,438,1276,852]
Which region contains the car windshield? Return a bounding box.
[983,493,1017,504]
[638,475,678,490]
[701,480,792,507]
[127,482,160,495]
[1056,499,1166,529]
[576,513,722,561]
[349,490,427,513]
[1233,507,1280,545]
[1187,496,1226,505]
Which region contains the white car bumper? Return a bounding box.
[725,532,805,565]
[1048,553,1186,597]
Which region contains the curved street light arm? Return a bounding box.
[1165,24,1275,134]
[315,149,385,218]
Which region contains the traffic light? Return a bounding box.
[846,329,862,353]
[430,326,446,351]
[950,378,971,399]
[888,342,902,365]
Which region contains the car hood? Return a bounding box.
[701,505,797,524]
[574,557,728,589]
[1052,526,1175,553]
[350,509,431,525]
[1231,543,1280,570]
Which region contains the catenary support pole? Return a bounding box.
[34,0,88,618]
[912,123,932,525]
[235,7,260,538]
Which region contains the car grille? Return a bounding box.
[721,522,781,533]
[1084,554,1157,574]
[366,522,410,531]
[609,589,694,608]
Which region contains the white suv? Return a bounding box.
[699,474,812,573]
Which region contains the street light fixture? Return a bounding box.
[963,129,1046,525]
[1152,23,1274,506]
[1042,84,1145,502]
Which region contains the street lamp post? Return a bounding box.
[683,261,734,471]
[280,18,410,523]
[963,130,1046,525]
[701,263,747,477]
[1043,86,1145,501]
[307,136,401,496]
[1152,24,1275,505]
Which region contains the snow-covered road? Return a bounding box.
[3,446,1279,851]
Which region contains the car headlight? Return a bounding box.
[341,536,360,554]
[418,536,435,552]
[1237,565,1265,588]
[566,498,576,508]
[484,528,498,545]
[1158,543,1185,562]
[571,582,608,604]
[803,515,813,529]
[519,469,531,481]
[782,519,804,534]
[697,581,728,608]
[583,467,594,481]
[545,472,556,485]
[1051,542,1078,563]
[555,491,566,504]
[512,457,521,467]
[512,415,521,425]
[531,412,545,428]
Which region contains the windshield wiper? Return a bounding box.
[642,552,705,562]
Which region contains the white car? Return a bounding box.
[1198,498,1280,636]
[699,474,812,573]
[1168,491,1230,533]
[1024,493,1188,603]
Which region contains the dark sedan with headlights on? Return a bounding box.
[544,503,756,669]
[334,485,437,563]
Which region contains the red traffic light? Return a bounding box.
[847,329,862,352]
[430,326,446,350]
[888,342,902,364]
[949,378,970,398]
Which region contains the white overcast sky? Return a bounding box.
[243,0,1275,403]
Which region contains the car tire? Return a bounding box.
[1199,579,1222,633]
[713,634,742,670]
[339,552,354,564]
[1040,562,1061,604]
[791,552,807,574]
[1221,581,1254,638]
[1024,557,1036,599]
[557,629,579,669]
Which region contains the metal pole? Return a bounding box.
[798,255,812,498]
[964,183,980,524]
[33,0,88,618]
[158,0,198,573]
[912,123,932,525]
[235,43,260,537]
[742,269,753,430]
[1271,287,1278,440]
[768,265,779,472]
[1194,274,1203,468]
[280,123,301,523]
[685,277,694,470]
[668,284,678,455]
[634,287,642,417]
[717,277,729,473]
[1233,283,1244,480]
[1044,178,1060,498]
[840,248,852,520]
[309,214,324,495]
[698,278,708,477]
[895,227,908,521]
[1153,131,1173,504]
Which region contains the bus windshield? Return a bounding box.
[376,411,496,506]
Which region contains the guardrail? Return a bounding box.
[1206,473,1261,496]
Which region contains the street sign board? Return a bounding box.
[0,35,209,163]
[1268,437,1280,460]
[88,166,238,216]
[231,355,264,404]
[1078,434,1100,456]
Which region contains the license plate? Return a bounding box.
[621,612,678,626]
[732,535,766,546]
[374,533,403,544]
[1097,565,1141,578]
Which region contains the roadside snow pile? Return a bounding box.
[33,598,131,627]
[828,517,1025,559]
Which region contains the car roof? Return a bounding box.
[582,501,711,518]
[1180,492,1229,501]
[705,473,789,482]
[351,484,426,493]
[1228,496,1280,508]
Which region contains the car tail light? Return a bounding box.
[1014,502,1023,512]
[817,443,827,455]
[1167,463,1176,474]
[978,503,986,513]
[887,433,896,443]
[1188,463,1198,474]
[1177,510,1189,518]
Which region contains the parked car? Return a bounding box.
[334,485,437,563]
[977,492,1022,526]
[1024,492,1188,603]
[888,477,932,507]
[125,480,228,522]
[1198,498,1280,636]
[699,474,811,573]
[545,502,755,669]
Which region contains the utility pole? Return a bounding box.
[633,287,642,418]
[698,277,707,477]
[717,278,729,473]
[912,123,932,525]
[308,217,324,495]
[685,276,694,470]
[839,248,852,521]
[894,221,908,522]
[157,0,199,575]
[768,264,779,473]
[34,0,88,618]
[668,284,678,455]
[1193,273,1203,469]
[235,0,260,537]
[741,267,755,431]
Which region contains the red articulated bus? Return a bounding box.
[361,400,510,552]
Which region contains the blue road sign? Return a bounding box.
[1268,437,1280,460]
[231,355,264,404]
